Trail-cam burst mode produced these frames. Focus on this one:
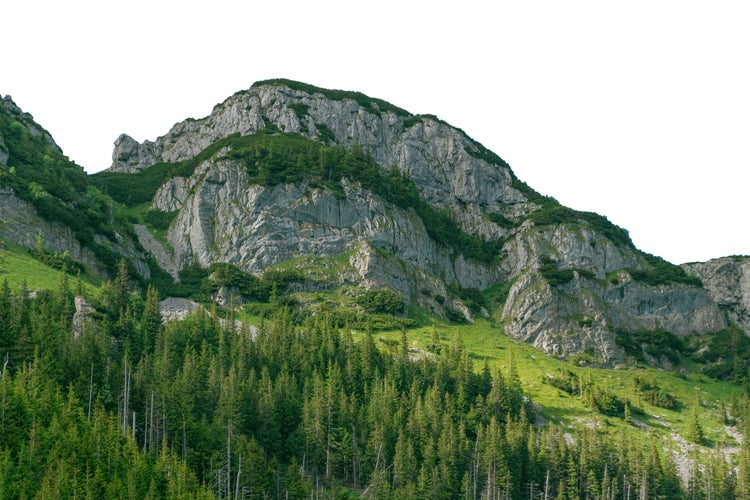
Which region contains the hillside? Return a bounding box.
[1,82,750,498]
[0,95,148,279]
[92,79,740,366]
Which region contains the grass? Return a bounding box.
[0,242,100,294]
[371,316,743,450]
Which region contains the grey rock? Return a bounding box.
[159,297,200,323]
[684,257,750,333]
[500,223,726,362]
[112,81,743,362]
[0,134,8,166]
[110,134,157,173]
[134,224,179,281]
[0,186,103,272]
[151,176,193,212]
[72,296,97,340]
[108,84,524,236]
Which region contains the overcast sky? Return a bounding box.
[4,1,749,264]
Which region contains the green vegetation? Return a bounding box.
[253,78,411,117]
[205,262,273,301]
[289,102,309,120]
[6,84,750,498]
[1,249,749,498]
[353,289,404,315]
[627,252,703,287]
[538,256,596,286]
[5,277,745,499]
[143,208,178,231]
[616,328,686,364]
[484,210,516,230]
[527,197,634,250]
[314,122,336,143]
[29,246,85,274]
[0,241,100,293]
[519,193,700,288]
[0,103,130,275]
[90,133,244,205]
[123,131,503,264]
[633,376,681,410]
[448,283,488,313]
[543,369,625,416]
[689,325,750,382]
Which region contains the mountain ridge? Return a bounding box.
[87,79,739,364]
[1,81,747,365]
[5,83,750,499]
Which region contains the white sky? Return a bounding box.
[4,1,749,264]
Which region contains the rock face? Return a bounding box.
[0,185,150,277]
[0,95,149,279]
[72,296,96,340]
[684,257,750,333]
[0,135,9,166]
[133,224,178,281]
[109,80,735,363]
[111,134,158,173]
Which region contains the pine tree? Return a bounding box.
[139,285,161,357]
[112,258,131,316]
[687,401,704,444]
[0,279,14,359]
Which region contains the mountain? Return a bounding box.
[83,79,743,364]
[0,95,148,278]
[4,80,750,498]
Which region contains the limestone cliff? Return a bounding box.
[684,257,750,333]
[108,79,733,363]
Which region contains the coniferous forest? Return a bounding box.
[1,262,749,499]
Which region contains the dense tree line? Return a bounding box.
[1,266,749,498]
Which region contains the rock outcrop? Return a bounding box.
[111,134,158,173]
[684,257,750,333]
[107,80,737,363]
[72,296,96,340]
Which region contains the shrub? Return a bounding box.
[544,369,580,394]
[444,307,467,324]
[262,268,305,291]
[538,257,575,286]
[30,247,85,274]
[615,329,685,364]
[633,376,681,410]
[626,253,702,287]
[144,209,178,231]
[354,289,404,315]
[315,123,336,144]
[289,103,309,120]
[253,79,411,117]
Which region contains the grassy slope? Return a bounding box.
[226,250,740,451]
[0,242,100,293]
[373,316,743,452]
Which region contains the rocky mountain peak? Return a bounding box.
[93,80,750,362]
